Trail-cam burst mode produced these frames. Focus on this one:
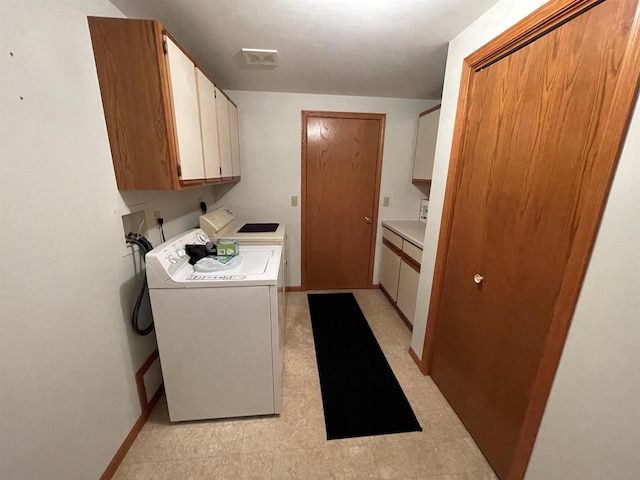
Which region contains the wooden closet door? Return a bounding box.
[429,1,640,479]
[303,113,384,290]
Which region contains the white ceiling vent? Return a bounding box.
[242,48,278,66]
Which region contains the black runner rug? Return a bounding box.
[308,292,422,440]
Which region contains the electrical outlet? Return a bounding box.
[153,210,161,223]
[291,196,298,207]
[383,196,390,207]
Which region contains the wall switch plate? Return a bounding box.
[383,196,390,207]
[291,196,298,207]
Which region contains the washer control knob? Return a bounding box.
[196,232,208,243]
[176,248,186,258]
[168,255,177,265]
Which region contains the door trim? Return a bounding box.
[301,111,386,290]
[419,0,640,478]
[419,104,441,118]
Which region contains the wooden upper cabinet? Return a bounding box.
[164,36,204,181]
[195,68,222,180]
[412,105,441,183]
[215,88,233,178]
[87,17,240,190]
[229,102,241,177]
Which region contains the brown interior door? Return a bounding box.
[303,113,384,290]
[429,1,640,479]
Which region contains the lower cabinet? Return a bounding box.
[397,260,420,325]
[380,242,401,300]
[379,234,422,328]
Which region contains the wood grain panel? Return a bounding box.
[466,0,606,69]
[421,0,640,478]
[88,17,177,190]
[302,112,385,290]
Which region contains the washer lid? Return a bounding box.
[148,245,282,288]
[181,247,280,287]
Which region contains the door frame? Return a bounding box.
[419,0,640,478]
[300,111,386,290]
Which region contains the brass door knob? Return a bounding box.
[364,216,371,224]
[474,274,484,284]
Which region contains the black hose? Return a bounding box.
[126,234,154,336]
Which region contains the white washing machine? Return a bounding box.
[146,228,285,422]
[200,206,288,314]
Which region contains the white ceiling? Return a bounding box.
[108,0,499,99]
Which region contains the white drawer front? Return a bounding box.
[402,241,423,265]
[382,227,403,250]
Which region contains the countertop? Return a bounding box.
[381,220,426,249]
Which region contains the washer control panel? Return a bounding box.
[154,229,209,277]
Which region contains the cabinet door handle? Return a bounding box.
[474,273,484,284]
[364,216,371,224]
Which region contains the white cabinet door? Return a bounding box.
[379,243,401,301]
[397,260,420,325]
[229,102,241,177]
[215,88,233,177]
[195,68,221,179]
[412,107,440,181]
[164,36,204,180]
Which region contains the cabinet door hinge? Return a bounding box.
[214,90,217,99]
[177,164,182,177]
[162,39,168,54]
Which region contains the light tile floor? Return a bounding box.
[115,290,497,480]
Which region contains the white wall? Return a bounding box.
[409,0,640,478]
[0,2,217,479]
[216,91,437,286]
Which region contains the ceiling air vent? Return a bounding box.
[242,48,278,66]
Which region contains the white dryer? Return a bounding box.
[199,206,286,246]
[146,229,285,422]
